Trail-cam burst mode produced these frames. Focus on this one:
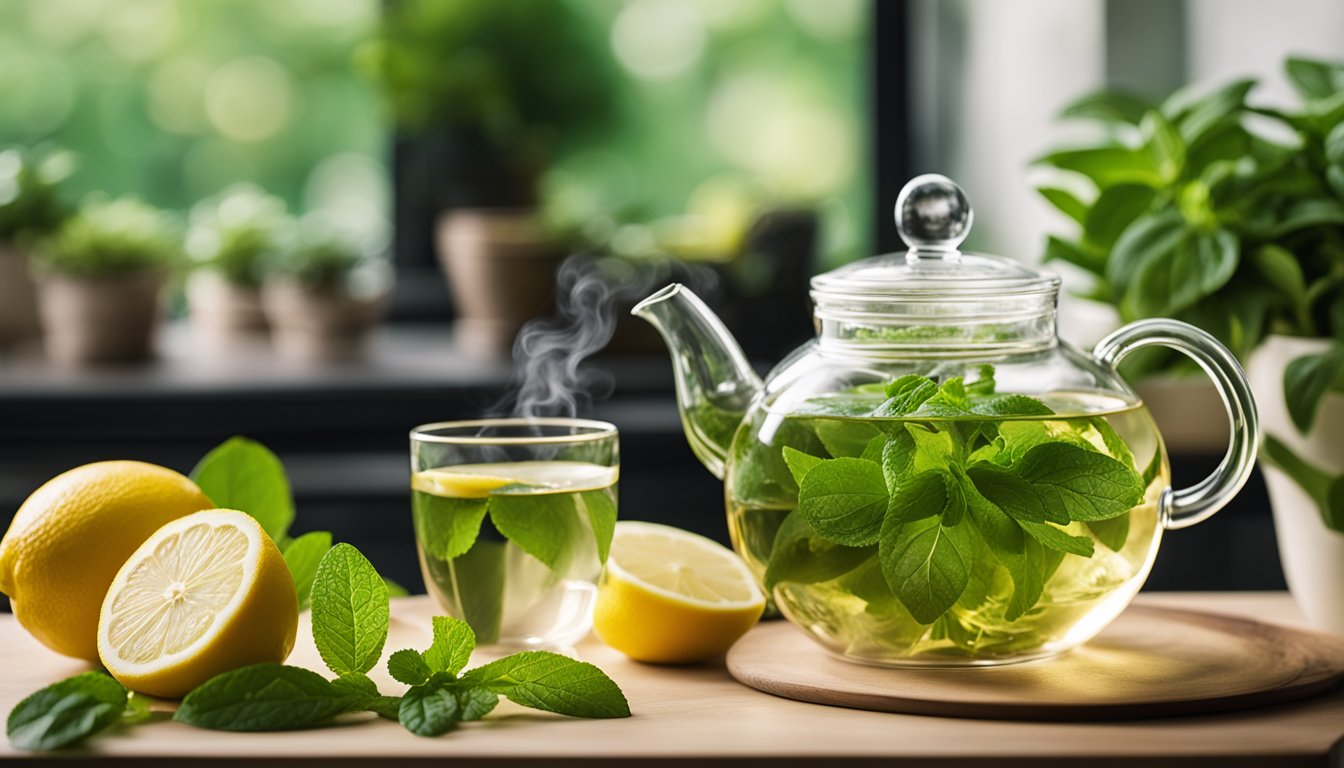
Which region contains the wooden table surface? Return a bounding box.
[2,592,1341,767]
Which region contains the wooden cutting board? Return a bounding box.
[726,604,1344,720]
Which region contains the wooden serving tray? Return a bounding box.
[726,604,1344,720]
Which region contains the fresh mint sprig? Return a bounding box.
[770,365,1146,625]
[5,672,140,750]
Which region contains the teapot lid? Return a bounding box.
[809,175,1060,355]
[811,174,1059,299]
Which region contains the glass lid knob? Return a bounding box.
[894,173,973,253]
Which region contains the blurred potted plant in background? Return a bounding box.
[358,0,619,358]
[1035,56,1344,633]
[0,147,73,348]
[185,185,291,346]
[260,214,391,363]
[31,197,180,366]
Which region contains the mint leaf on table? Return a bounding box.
[461,652,631,719]
[398,685,460,737]
[175,665,360,732]
[7,672,129,751]
[422,616,476,676]
[764,509,874,591]
[190,436,295,542]
[283,531,333,611]
[1284,343,1344,434]
[454,687,500,722]
[877,513,974,624]
[413,495,489,562]
[388,650,434,687]
[796,457,888,546]
[311,543,391,677]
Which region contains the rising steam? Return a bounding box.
[497,253,716,419]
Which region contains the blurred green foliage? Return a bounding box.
[266,215,373,290]
[186,185,291,287]
[0,147,73,243]
[34,197,181,277]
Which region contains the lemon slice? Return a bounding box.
[594,521,764,664]
[97,509,298,698]
[412,469,519,498]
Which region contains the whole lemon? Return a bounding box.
[0,461,215,660]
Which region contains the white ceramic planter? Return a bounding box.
[1247,335,1344,634]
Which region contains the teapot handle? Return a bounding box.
[1092,319,1259,530]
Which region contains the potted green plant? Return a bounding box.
[357,0,618,358]
[184,185,291,345]
[1034,56,1344,632]
[260,215,391,363]
[0,148,72,347]
[31,196,180,365]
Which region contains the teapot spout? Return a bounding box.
[632,284,762,479]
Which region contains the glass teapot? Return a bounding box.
[633,174,1258,666]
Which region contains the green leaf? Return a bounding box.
[781,446,825,486]
[462,651,631,719]
[398,684,460,737]
[388,650,434,687]
[175,664,357,732]
[1043,235,1105,274]
[1286,57,1341,100]
[455,688,500,722]
[970,394,1056,417]
[999,536,1048,622]
[190,436,295,541]
[1251,245,1308,318]
[813,419,881,459]
[1129,228,1238,317]
[1089,417,1138,472]
[909,377,971,417]
[1326,122,1344,166]
[311,543,391,677]
[1014,442,1145,522]
[1037,187,1089,225]
[383,577,410,598]
[1284,344,1344,433]
[963,476,1025,555]
[1087,515,1131,551]
[7,672,128,751]
[488,492,586,572]
[1106,210,1186,298]
[1035,146,1164,188]
[1164,79,1255,145]
[423,616,476,676]
[796,457,888,546]
[764,509,875,591]
[578,489,617,564]
[1267,198,1344,238]
[1019,521,1096,557]
[967,464,1054,524]
[412,494,489,562]
[1083,184,1157,249]
[874,375,939,416]
[887,469,960,526]
[365,696,403,721]
[1141,111,1185,183]
[878,513,974,625]
[880,428,916,490]
[1260,434,1344,532]
[282,531,332,611]
[1059,89,1152,124]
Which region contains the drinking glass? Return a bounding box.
[410,418,618,648]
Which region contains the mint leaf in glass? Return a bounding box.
[7,672,129,751]
[796,457,888,546]
[487,492,585,573]
[1019,520,1096,557]
[764,509,874,591]
[1013,442,1145,522]
[781,446,824,485]
[577,489,617,564]
[413,495,489,562]
[874,375,939,416]
[878,514,974,624]
[190,436,295,542]
[311,543,391,677]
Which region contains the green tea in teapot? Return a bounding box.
[726,364,1168,664]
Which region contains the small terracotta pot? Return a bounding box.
[35,271,164,365]
[261,277,387,363]
[0,244,41,346]
[186,271,269,345]
[436,209,559,359]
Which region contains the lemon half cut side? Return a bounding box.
[97,509,298,698]
[594,521,765,664]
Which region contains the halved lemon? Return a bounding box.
[593,521,765,664]
[97,510,298,698]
